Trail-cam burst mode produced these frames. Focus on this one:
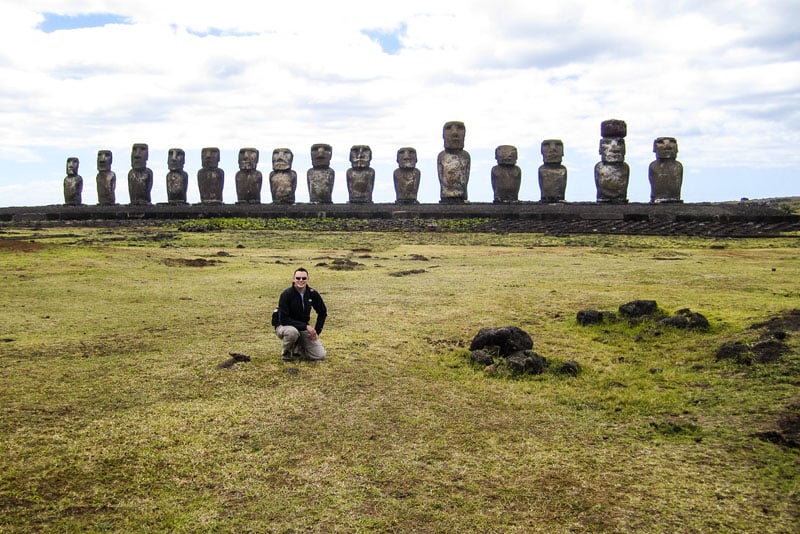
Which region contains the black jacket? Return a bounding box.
[277,285,327,334]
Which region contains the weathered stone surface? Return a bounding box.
[595,137,629,203]
[469,349,495,366]
[619,300,658,318]
[96,150,117,205]
[559,359,581,376]
[63,157,83,205]
[649,137,683,204]
[235,148,262,204]
[128,143,153,205]
[438,121,470,203]
[198,147,224,204]
[539,139,567,203]
[165,148,188,205]
[601,119,627,138]
[308,143,334,204]
[469,326,533,356]
[269,148,297,204]
[576,309,617,325]
[394,147,420,204]
[491,145,521,203]
[506,350,545,374]
[346,145,375,204]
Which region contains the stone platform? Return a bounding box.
[1,200,798,237]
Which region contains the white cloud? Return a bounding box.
[0,0,797,207]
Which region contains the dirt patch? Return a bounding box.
[753,398,800,448]
[750,309,800,334]
[316,258,365,271]
[716,309,798,365]
[389,269,427,277]
[0,239,45,252]
[162,258,221,267]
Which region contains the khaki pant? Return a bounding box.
[275,325,326,361]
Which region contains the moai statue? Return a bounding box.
[538,139,567,202]
[269,148,297,204]
[197,147,224,204]
[128,143,153,205]
[594,119,629,203]
[307,143,334,204]
[649,137,683,203]
[394,147,421,204]
[235,147,262,204]
[63,157,83,205]
[437,121,470,203]
[491,145,521,203]
[96,150,117,205]
[346,145,375,204]
[165,148,188,205]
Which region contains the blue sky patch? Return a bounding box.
[38,13,129,33]
[362,23,406,55]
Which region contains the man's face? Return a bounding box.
[272,148,293,171]
[443,121,466,150]
[131,144,148,169]
[397,148,417,169]
[350,145,372,169]
[97,150,112,171]
[293,270,308,290]
[311,144,332,168]
[654,137,678,159]
[600,138,625,163]
[168,149,185,171]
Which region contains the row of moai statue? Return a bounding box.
[62,120,684,206]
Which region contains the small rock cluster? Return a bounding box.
[577,299,709,330]
[468,326,580,376]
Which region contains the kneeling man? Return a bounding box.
[275,267,327,361]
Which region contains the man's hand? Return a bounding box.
[306,325,318,340]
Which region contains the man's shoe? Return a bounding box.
[281,351,293,362]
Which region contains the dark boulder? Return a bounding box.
[576,309,617,326]
[470,326,533,357]
[506,350,546,374]
[619,299,658,318]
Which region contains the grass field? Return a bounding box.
[1,224,798,532]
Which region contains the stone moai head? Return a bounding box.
[310,143,333,168]
[201,147,221,169]
[599,137,626,163]
[168,148,186,171]
[272,148,294,171]
[349,145,372,169]
[238,148,259,171]
[97,150,113,171]
[495,145,518,165]
[443,121,466,150]
[131,143,149,169]
[66,157,79,176]
[541,139,564,164]
[397,147,418,169]
[653,137,678,160]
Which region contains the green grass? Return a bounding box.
[1,226,798,532]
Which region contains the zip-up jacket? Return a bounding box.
[277,285,327,334]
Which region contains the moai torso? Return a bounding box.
[198,147,224,204]
[491,145,521,203]
[649,137,683,203]
[128,143,153,205]
[346,145,374,203]
[166,148,188,205]
[437,121,470,203]
[96,150,116,205]
[538,139,567,202]
[235,148,263,204]
[63,157,83,205]
[307,144,334,203]
[393,147,420,204]
[269,148,297,204]
[595,120,629,203]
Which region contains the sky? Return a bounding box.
[1,0,798,207]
